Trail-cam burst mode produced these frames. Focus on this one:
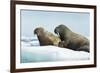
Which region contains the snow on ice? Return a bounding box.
[21,36,90,63]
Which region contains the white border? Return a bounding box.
[16,5,94,69]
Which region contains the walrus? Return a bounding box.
[34,27,61,46]
[54,24,90,52]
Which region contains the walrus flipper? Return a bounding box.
[76,45,89,52]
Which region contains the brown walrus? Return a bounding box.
[34,27,61,46]
[54,24,90,52]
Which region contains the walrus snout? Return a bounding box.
[34,27,44,36]
[54,27,59,35]
[54,24,66,35]
[34,28,38,35]
[54,27,57,34]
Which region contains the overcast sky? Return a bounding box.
[21,9,90,37]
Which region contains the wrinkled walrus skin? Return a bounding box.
[34,27,61,46]
[54,24,90,52]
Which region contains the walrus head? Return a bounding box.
[54,24,70,40]
[34,27,44,36]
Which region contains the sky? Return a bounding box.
[21,9,90,37]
